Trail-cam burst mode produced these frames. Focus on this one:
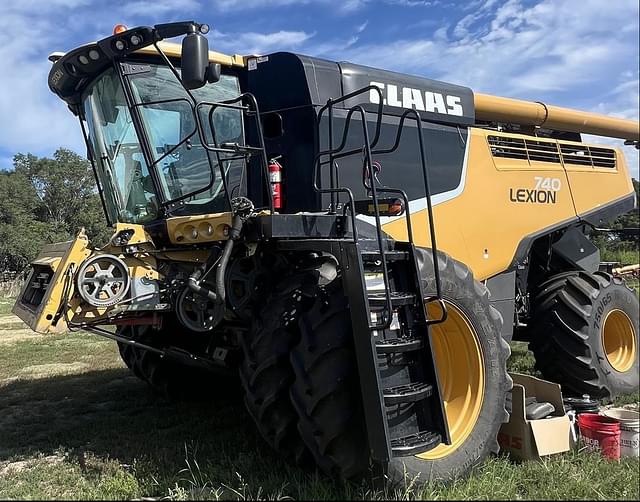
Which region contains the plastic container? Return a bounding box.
[577,413,620,460]
[601,408,640,458]
[564,395,599,414]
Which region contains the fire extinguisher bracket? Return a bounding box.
[268,157,284,210]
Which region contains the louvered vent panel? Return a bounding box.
[488,135,616,169]
[559,144,592,166]
[488,136,528,160]
[525,139,561,163]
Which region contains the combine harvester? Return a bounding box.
[13,22,639,481]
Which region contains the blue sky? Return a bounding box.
[0,0,638,176]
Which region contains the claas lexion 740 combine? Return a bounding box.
[13,21,640,481]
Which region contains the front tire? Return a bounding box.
[290,248,511,482]
[529,271,639,398]
[117,324,235,400]
[238,273,315,466]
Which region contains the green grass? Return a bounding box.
[600,248,640,266]
[0,297,15,316]
[0,304,638,500]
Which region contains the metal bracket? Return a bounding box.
[121,63,151,76]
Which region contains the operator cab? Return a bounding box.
[48,22,252,227]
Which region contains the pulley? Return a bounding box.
[76,254,130,307]
[176,285,224,332]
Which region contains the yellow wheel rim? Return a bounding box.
[418,302,485,460]
[602,309,637,373]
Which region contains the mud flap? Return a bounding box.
[12,230,91,334]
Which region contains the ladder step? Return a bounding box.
[390,431,441,457]
[361,250,409,263]
[376,337,423,353]
[368,291,415,307]
[383,382,433,405]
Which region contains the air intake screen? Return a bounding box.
[559,144,616,168]
[488,135,616,168]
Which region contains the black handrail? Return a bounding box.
[314,85,448,328]
[195,93,273,214]
[314,87,393,329]
[372,108,445,316]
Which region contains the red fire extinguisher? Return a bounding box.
[268,156,284,210]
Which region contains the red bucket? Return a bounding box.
[578,412,621,460]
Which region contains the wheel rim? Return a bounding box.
[417,302,485,460]
[602,309,637,373]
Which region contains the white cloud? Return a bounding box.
[126,0,201,16]
[585,76,640,179]
[10,0,91,9]
[0,7,85,157]
[0,0,208,160]
[0,0,637,182]
[210,29,314,55]
[211,0,364,13]
[313,0,640,176]
[336,0,639,99]
[355,20,369,33]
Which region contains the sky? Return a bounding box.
[0,0,638,176]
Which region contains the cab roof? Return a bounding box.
[48,28,247,113]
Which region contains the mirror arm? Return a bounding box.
[153,21,207,41]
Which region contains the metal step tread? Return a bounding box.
[376,336,423,353]
[390,431,442,457]
[383,382,433,405]
[361,250,409,262]
[368,291,415,307]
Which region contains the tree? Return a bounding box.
[613,178,640,232]
[0,148,110,271]
[0,170,55,271]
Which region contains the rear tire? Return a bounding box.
[289,248,511,482]
[529,271,639,398]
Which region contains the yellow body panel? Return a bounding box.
[166,212,233,245]
[11,221,228,333]
[382,128,635,280]
[562,149,635,217]
[109,222,155,246]
[12,232,92,333]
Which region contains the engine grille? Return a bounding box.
[488,135,616,168]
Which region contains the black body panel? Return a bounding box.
[338,62,475,127]
[244,52,470,213]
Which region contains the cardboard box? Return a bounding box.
[498,373,575,461]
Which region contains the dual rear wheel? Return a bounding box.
[239,248,511,482]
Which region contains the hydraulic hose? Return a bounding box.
[215,214,243,304]
[187,267,218,302]
[186,213,244,304]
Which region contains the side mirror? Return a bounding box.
[206,63,221,84]
[181,31,209,89]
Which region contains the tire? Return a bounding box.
[529,271,639,399]
[289,248,512,482]
[238,273,316,466]
[117,324,234,400]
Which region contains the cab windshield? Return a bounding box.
[82,63,244,224]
